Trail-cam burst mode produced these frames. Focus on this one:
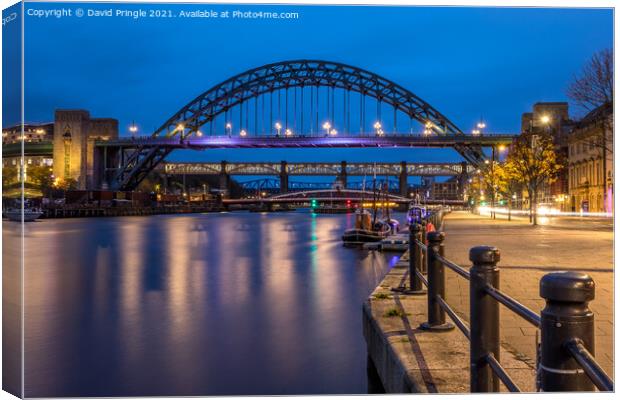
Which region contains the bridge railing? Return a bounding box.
[401,221,613,393]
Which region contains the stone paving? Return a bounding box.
[441,211,614,376]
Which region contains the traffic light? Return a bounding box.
[346,199,351,208]
[310,199,318,209]
[480,201,487,206]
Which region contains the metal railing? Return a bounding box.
[400,212,613,392]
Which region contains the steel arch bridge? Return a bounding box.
[107,60,491,190]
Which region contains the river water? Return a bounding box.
[4,211,402,397]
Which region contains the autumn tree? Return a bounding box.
[504,132,563,225]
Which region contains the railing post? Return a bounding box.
[469,246,501,392]
[407,223,426,294]
[539,272,595,391]
[420,232,454,331]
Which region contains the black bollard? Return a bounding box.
[539,271,595,391]
[420,232,454,331]
[469,246,501,392]
[407,223,426,294]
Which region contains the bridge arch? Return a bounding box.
[155,60,465,139]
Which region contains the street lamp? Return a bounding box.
[275,122,282,136]
[285,128,293,137]
[540,115,551,125]
[373,121,382,135]
[322,121,331,136]
[240,129,247,137]
[225,122,232,137]
[196,130,203,137]
[329,128,338,136]
[472,129,480,135]
[129,123,138,136]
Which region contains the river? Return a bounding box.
[3,211,403,396]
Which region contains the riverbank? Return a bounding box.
[363,248,536,393]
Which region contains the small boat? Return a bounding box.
[407,204,428,225]
[342,209,391,246]
[3,207,43,222]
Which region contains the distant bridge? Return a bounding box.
[221,189,465,207]
[159,160,471,196]
[161,160,473,177]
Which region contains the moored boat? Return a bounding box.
[3,207,43,222]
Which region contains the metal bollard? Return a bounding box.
[539,272,595,391]
[420,232,454,331]
[407,223,426,294]
[469,246,501,392]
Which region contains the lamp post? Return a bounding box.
[129,121,138,138]
[275,122,282,137]
[322,121,331,137]
[225,122,232,137]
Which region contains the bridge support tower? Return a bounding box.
[399,161,408,197]
[280,161,289,193]
[219,161,229,193]
[458,161,468,198]
[339,161,348,188]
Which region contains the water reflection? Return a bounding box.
[16,211,400,396]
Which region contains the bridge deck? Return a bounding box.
[96,134,516,149]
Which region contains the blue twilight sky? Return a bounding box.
[7,2,614,164]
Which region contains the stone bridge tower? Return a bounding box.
[53,110,118,189]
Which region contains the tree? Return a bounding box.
[504,132,563,225]
[2,165,18,187]
[27,165,54,192]
[567,48,613,113]
[567,49,614,212]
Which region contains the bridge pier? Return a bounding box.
[399,161,408,197]
[339,161,348,188]
[458,161,468,199]
[219,161,229,193]
[280,161,289,193]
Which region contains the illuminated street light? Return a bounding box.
[322,121,331,136]
[373,121,382,131]
[423,128,431,135]
[177,123,185,131]
[225,122,232,136]
[472,129,480,135]
[285,128,293,136]
[129,122,138,134]
[477,122,486,129]
[425,121,433,128]
[329,129,338,136]
[484,159,490,165]
[498,144,506,152]
[196,130,203,137]
[275,122,282,136]
[240,129,247,137]
[540,115,551,124]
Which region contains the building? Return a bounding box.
[567,103,613,213]
[520,102,573,210]
[2,110,118,194]
[432,178,460,201]
[52,110,118,189]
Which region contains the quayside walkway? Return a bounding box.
[442,211,613,376]
[364,211,613,393]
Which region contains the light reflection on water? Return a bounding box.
[10,211,402,397]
